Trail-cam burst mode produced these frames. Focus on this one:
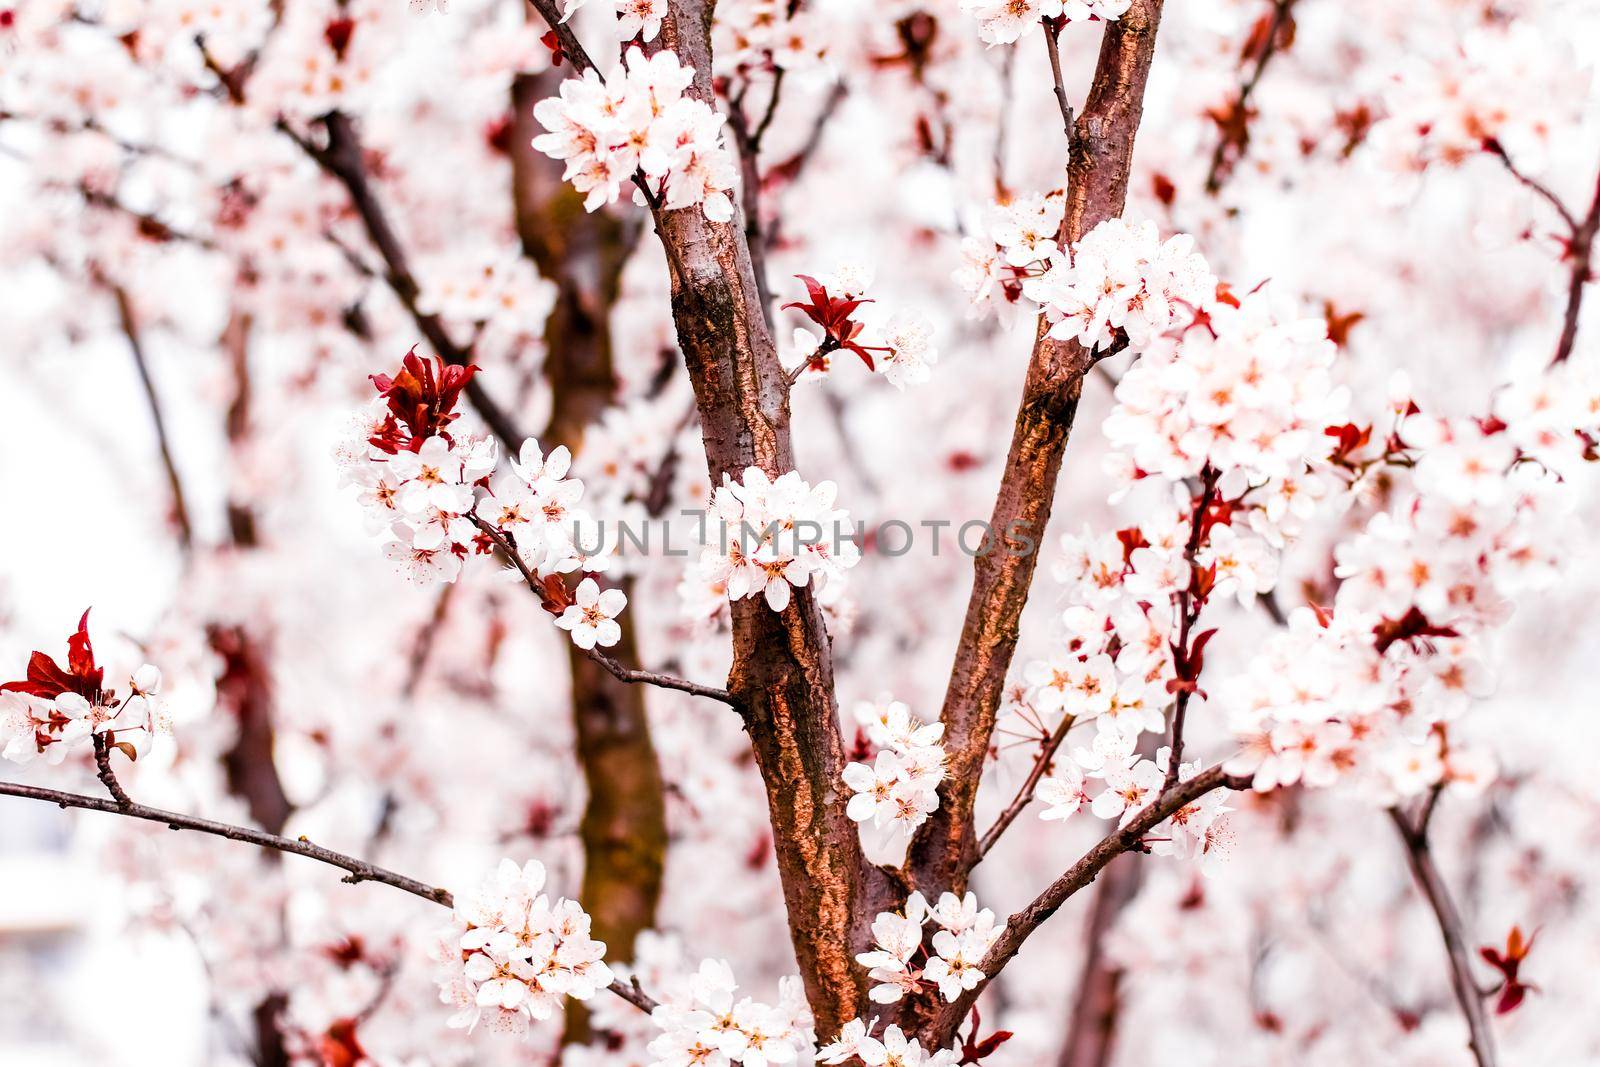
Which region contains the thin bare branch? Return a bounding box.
[1552,166,1600,366]
[976,713,1076,859]
[0,779,452,904]
[1043,19,1075,147]
[0,779,661,1014]
[107,281,194,551]
[1388,805,1496,1067]
[469,514,742,709]
[524,0,601,76]
[276,112,527,452]
[1486,141,1579,232]
[1204,0,1297,195]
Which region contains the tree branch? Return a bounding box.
[1484,142,1600,366]
[276,112,526,452]
[107,281,194,552]
[1551,165,1600,366]
[1388,805,1496,1067]
[0,779,452,904]
[926,765,1250,1047]
[0,779,662,1013]
[469,514,742,709]
[909,0,1168,902]
[1043,19,1074,147]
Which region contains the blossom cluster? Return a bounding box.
[1,611,167,765]
[532,47,737,221]
[647,958,816,1067]
[1370,22,1588,177]
[842,698,948,836]
[1102,286,1349,536]
[955,192,1065,324]
[855,890,1002,1005]
[1221,396,1567,802]
[713,0,829,77]
[1024,217,1217,352]
[956,207,1214,358]
[959,0,1132,47]
[696,466,860,613]
[340,353,626,649]
[429,860,613,1036]
[819,1018,971,1067]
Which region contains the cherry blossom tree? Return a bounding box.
[2,1,1598,1066]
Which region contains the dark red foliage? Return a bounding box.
[1325,422,1373,466]
[1167,627,1218,699]
[540,29,566,67]
[484,113,515,155]
[781,275,891,370]
[368,348,478,453]
[324,17,355,60]
[1116,526,1150,567]
[318,1018,367,1067]
[1372,606,1460,655]
[1480,925,1538,1015]
[960,1007,1014,1063]
[1,609,104,701]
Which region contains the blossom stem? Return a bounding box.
[91,734,133,810]
[1164,467,1218,789]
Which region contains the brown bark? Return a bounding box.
[909,0,1168,902]
[635,4,899,1034]
[510,71,668,1043]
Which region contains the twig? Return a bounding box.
[927,765,1253,1046]
[1486,141,1579,232]
[1388,805,1496,1067]
[1552,166,1600,366]
[1484,143,1599,366]
[1043,19,1075,148]
[1164,467,1219,788]
[976,713,1076,858]
[470,515,742,709]
[103,282,195,551]
[750,68,788,152]
[0,779,451,904]
[79,185,216,249]
[0,779,662,1014]
[1204,0,1296,195]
